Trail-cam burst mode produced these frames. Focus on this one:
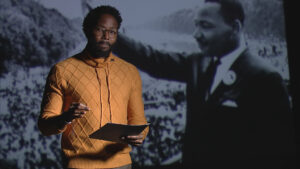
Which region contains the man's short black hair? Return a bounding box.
[205,0,245,25]
[83,5,122,37]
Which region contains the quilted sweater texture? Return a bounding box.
[38,50,148,168]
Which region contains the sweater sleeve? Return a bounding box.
[38,65,68,136]
[127,67,149,139]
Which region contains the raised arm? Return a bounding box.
[114,34,190,82]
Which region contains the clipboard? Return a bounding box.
[89,123,150,143]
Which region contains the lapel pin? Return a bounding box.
[223,70,236,85]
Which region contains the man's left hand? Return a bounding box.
[121,134,144,146]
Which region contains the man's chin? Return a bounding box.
[199,48,209,56]
[87,42,115,58]
[92,49,111,58]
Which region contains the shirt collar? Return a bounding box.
[79,49,116,68]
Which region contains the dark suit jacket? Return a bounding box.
[114,35,295,169]
[192,50,294,168]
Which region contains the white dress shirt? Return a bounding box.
[210,42,247,94]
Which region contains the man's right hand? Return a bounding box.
[62,102,90,123]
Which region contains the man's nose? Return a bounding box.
[193,28,203,39]
[102,30,109,40]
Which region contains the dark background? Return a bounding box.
[284,0,298,144]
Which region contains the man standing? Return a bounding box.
[114,0,294,168]
[38,6,148,169]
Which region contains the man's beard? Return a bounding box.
[88,41,114,58]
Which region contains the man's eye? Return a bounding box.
[109,30,116,34]
[195,21,214,29]
[201,22,214,29]
[95,27,103,32]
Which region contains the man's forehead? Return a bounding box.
[96,14,118,28]
[195,3,222,21]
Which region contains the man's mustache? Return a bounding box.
[195,37,207,46]
[97,41,111,46]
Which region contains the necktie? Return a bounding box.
[204,57,220,101]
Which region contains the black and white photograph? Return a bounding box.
[0,0,297,169]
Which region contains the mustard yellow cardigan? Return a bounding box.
[38,50,148,168]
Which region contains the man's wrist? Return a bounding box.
[60,113,72,126]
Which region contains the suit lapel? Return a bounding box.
[207,50,249,106]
